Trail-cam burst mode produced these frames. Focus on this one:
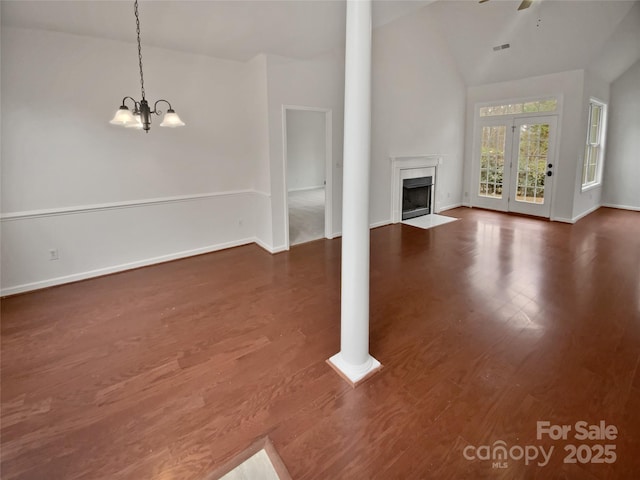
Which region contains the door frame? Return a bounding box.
[470,96,563,219]
[471,117,513,212]
[282,105,333,250]
[507,115,558,218]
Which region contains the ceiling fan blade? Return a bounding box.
[479,0,490,3]
[518,0,534,10]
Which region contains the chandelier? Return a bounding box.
[110,0,185,132]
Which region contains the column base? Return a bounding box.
[327,352,382,387]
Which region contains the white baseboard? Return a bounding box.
[254,237,288,254]
[551,217,574,224]
[1,237,256,297]
[287,185,325,193]
[573,204,601,223]
[370,219,392,229]
[438,202,463,212]
[602,203,640,212]
[552,204,602,224]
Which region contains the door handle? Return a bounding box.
[547,171,553,177]
[548,163,553,168]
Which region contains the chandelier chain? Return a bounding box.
[111,0,184,131]
[134,0,145,100]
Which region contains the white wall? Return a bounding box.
[1,9,471,294]
[245,54,273,250]
[465,70,585,222]
[286,109,326,191]
[371,8,466,223]
[0,27,265,294]
[265,52,345,250]
[602,60,640,210]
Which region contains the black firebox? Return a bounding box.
[402,176,432,220]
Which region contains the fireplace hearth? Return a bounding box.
[402,176,432,220]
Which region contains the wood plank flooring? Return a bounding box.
[1,207,639,479]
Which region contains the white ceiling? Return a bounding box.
[0,0,433,62]
[428,0,639,85]
[1,0,638,85]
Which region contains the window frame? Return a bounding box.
[581,98,607,191]
[478,98,559,118]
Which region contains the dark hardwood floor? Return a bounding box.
[2,207,639,479]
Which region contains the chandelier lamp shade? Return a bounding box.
[110,0,185,132]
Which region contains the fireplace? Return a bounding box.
[390,155,441,223]
[402,177,432,220]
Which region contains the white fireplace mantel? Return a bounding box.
[390,154,442,223]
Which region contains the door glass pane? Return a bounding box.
[479,126,506,199]
[515,123,549,204]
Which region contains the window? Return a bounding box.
[582,99,607,189]
[479,126,506,198]
[479,99,557,117]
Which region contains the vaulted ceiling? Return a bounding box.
[1,0,639,85]
[0,0,433,61]
[428,0,639,85]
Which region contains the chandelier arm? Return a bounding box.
[134,0,146,101]
[111,0,183,132]
[121,96,139,109]
[151,99,173,115]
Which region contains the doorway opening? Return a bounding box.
[283,106,332,247]
[472,98,560,218]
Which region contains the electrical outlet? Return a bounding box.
[49,249,59,261]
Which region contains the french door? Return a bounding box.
[474,115,557,218]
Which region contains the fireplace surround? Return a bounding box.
[390,155,441,223]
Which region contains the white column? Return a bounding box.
[328,0,381,385]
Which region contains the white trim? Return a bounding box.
[475,95,562,117]
[328,352,381,385]
[254,237,288,254]
[1,190,258,221]
[602,203,640,212]
[282,105,333,249]
[551,217,574,224]
[370,219,391,229]
[572,204,601,223]
[580,183,602,193]
[390,154,442,223]
[439,202,463,212]
[581,97,608,191]
[287,185,325,193]
[551,204,601,224]
[1,237,257,296]
[470,94,564,219]
[0,216,398,296]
